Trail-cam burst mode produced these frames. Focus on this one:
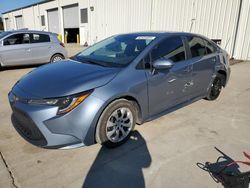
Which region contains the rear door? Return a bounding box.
[30,33,52,64]
[185,36,218,98]
[146,36,193,116]
[1,33,33,66]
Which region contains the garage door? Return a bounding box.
[63,4,79,28]
[47,9,59,33]
[15,16,23,29]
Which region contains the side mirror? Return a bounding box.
[153,58,174,70]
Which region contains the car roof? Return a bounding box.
[115,31,209,39]
[6,30,56,35]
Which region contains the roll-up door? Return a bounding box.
[63,4,79,28]
[15,16,23,29]
[47,9,59,33]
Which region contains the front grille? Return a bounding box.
[11,108,47,146]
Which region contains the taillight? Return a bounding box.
[60,42,65,48]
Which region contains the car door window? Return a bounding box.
[204,40,217,54]
[31,33,50,43]
[3,33,30,45]
[151,36,186,63]
[186,36,206,58]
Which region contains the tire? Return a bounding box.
[205,74,224,101]
[95,99,136,148]
[50,54,64,63]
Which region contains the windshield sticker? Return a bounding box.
[136,36,156,40]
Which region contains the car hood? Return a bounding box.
[13,60,121,98]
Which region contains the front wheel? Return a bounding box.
[205,75,224,101]
[95,99,136,148]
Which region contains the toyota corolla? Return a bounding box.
[8,32,230,149]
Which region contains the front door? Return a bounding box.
[1,33,33,66]
[146,36,193,116]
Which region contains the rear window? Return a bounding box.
[187,36,206,58]
[31,33,50,43]
[204,40,217,54]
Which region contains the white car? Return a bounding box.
[0,30,67,69]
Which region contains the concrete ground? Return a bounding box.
[64,44,85,57]
[0,57,250,187]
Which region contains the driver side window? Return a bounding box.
[151,36,186,63]
[4,33,30,46]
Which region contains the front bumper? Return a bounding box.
[8,90,105,149]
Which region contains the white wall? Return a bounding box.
[90,0,241,58]
[22,7,35,29]
[233,0,250,60]
[1,0,250,60]
[89,0,152,43]
[151,0,241,57]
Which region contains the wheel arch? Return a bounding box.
[118,95,143,124]
[217,70,227,87]
[92,94,143,144]
[50,53,65,61]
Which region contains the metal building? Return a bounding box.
[2,0,250,60]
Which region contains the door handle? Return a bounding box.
[26,48,31,52]
[168,78,176,83]
[212,58,216,62]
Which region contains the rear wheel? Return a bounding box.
[95,99,136,148]
[205,74,224,101]
[50,54,64,63]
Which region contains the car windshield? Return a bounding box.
[74,34,156,67]
[0,32,11,39]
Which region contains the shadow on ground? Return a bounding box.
[82,131,151,188]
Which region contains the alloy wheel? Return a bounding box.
[52,56,63,62]
[106,107,133,143]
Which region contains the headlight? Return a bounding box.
[28,91,92,115]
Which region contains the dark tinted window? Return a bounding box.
[151,36,186,63]
[81,8,88,23]
[41,15,45,26]
[204,40,217,54]
[187,36,206,58]
[3,33,30,45]
[31,33,50,43]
